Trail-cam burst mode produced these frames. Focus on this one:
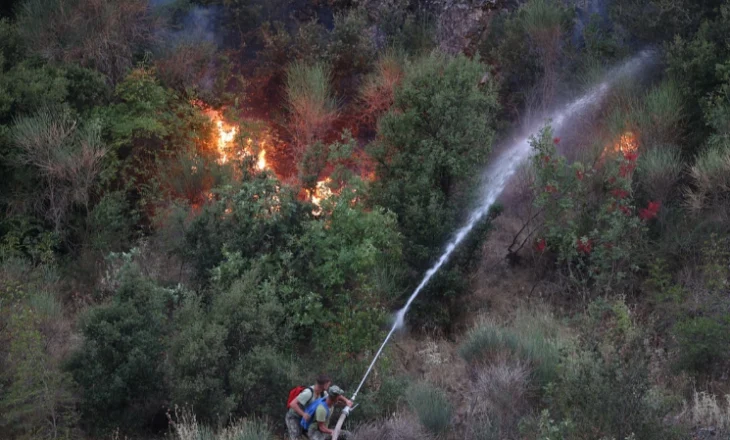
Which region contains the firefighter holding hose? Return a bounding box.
[300,385,353,440]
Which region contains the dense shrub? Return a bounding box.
[404,382,452,437]
[674,316,730,372]
[66,264,171,430]
[459,321,560,386]
[16,0,155,83]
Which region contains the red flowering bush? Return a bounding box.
[531,125,649,292]
[639,201,661,220]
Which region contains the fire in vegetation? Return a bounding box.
[203,108,238,164]
[309,178,335,215]
[197,103,270,171]
[602,131,639,159]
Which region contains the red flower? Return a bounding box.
[611,188,629,199]
[619,163,636,178]
[576,170,584,181]
[545,184,558,193]
[608,177,616,185]
[619,205,632,216]
[577,238,593,254]
[604,242,613,249]
[553,137,561,145]
[623,151,639,162]
[534,238,547,252]
[639,200,661,221]
[542,155,551,164]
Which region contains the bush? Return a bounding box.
[359,51,404,126]
[285,61,338,156]
[66,265,170,430]
[404,382,452,436]
[16,0,155,83]
[636,145,683,204]
[674,316,730,372]
[465,360,530,440]
[459,320,561,386]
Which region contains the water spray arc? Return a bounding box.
[332,49,655,439]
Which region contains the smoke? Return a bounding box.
[151,0,221,47]
[571,0,612,47]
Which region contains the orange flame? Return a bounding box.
[199,105,271,172]
[601,131,638,162]
[204,109,237,164]
[257,144,268,171]
[310,178,334,215]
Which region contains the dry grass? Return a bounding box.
[464,360,530,440]
[353,413,435,440]
[684,391,730,434]
[167,406,274,440]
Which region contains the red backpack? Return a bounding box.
[287,386,313,409]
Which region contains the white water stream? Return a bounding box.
[350,49,655,401]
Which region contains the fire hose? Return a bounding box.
[332,322,400,440]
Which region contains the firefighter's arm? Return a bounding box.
[318,421,333,435]
[336,395,353,407]
[290,402,309,419]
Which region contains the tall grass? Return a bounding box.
[285,61,338,154]
[404,382,452,437]
[459,313,561,386]
[168,407,273,440]
[637,145,683,202]
[687,391,730,433]
[353,413,435,440]
[686,145,730,213]
[635,81,685,146]
[522,0,565,34]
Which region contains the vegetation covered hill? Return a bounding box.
[1,0,730,439]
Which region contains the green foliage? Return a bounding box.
[546,347,658,439]
[636,145,682,203]
[0,284,77,440]
[459,321,561,386]
[674,316,730,372]
[369,52,498,319]
[519,410,575,440]
[16,0,154,82]
[86,191,136,252]
[66,265,171,430]
[405,382,452,436]
[285,61,338,152]
[531,125,649,292]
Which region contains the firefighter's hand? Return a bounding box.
[303,413,311,422]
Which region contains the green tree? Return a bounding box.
[0,286,76,440]
[369,52,498,320]
[66,265,171,431]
